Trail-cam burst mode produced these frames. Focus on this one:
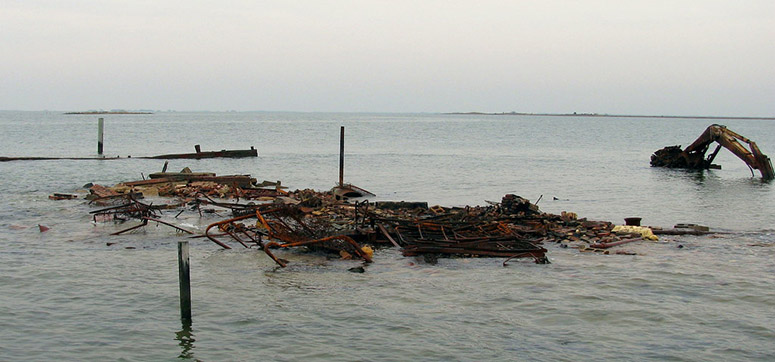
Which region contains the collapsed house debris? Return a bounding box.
[72,167,699,268]
[651,124,774,179]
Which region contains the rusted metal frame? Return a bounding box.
[257,207,314,239]
[226,223,263,248]
[223,229,250,248]
[234,224,263,247]
[256,209,293,230]
[205,213,260,249]
[255,208,274,232]
[257,208,366,267]
[271,235,373,263]
[260,216,306,244]
[280,209,317,236]
[497,222,516,236]
[262,235,373,268]
[259,242,288,267]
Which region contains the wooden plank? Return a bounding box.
[378,224,402,248]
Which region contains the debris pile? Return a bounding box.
[195,189,656,266]
[87,168,284,202]
[71,168,683,268]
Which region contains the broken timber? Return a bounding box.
[0,145,258,162]
[145,145,258,160]
[121,174,256,188]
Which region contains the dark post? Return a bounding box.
[178,241,192,323]
[194,144,201,153]
[339,126,345,187]
[97,118,104,155]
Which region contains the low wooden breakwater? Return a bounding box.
[0,146,258,162]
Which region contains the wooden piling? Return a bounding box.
[97,118,104,155]
[339,126,345,187]
[178,241,192,323]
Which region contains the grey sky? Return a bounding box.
[2,1,773,116]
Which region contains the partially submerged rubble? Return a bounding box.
[651,124,773,179]
[68,167,695,268]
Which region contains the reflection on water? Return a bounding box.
[175,322,196,360]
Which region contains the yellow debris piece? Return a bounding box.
[340,246,374,260]
[612,225,658,241]
[361,246,374,259]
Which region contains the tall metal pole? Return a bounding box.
[178,241,192,324]
[339,126,345,187]
[97,118,104,156]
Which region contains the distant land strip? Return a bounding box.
[64,111,153,115]
[445,112,775,121]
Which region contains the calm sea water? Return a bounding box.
[0,111,773,361]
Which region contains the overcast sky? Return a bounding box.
[2,1,773,116]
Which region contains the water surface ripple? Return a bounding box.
[0,111,773,360]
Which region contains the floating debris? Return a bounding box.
[49,193,78,200]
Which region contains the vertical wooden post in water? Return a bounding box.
[97,117,104,156]
[339,126,345,187]
[178,241,192,323]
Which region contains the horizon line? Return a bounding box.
[1,109,773,120]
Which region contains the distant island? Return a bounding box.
[445,111,775,121]
[64,110,153,115]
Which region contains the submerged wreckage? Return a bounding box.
[651,124,774,180]
[74,168,699,269]
[48,125,750,269]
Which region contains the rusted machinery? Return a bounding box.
[651,124,774,180]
